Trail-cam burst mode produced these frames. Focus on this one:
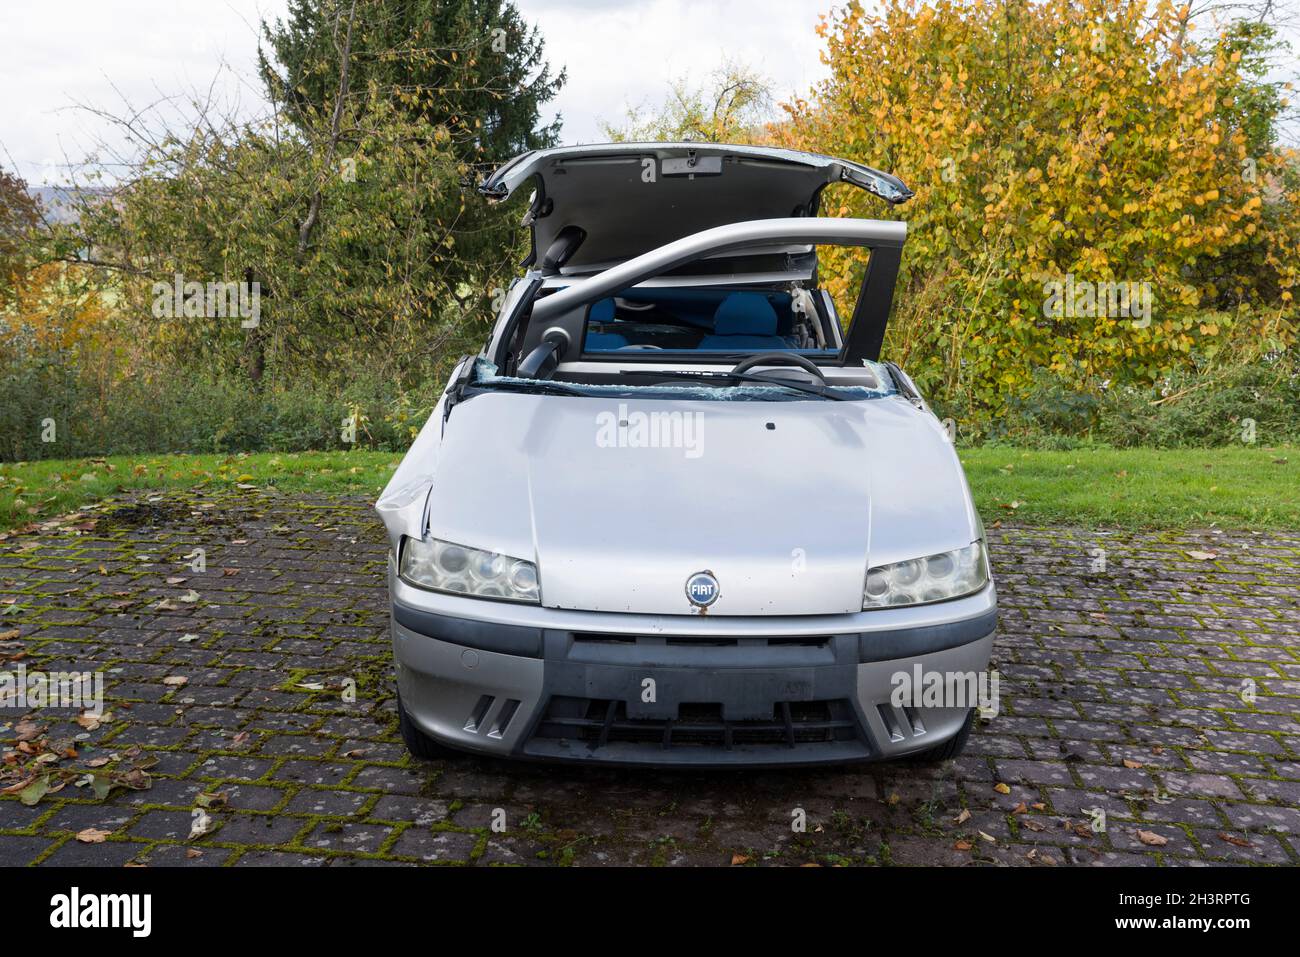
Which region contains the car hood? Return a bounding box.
[478,142,913,270]
[387,389,979,617]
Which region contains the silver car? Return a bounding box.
[376,143,995,768]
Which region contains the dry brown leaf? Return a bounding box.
[954,809,971,825]
[953,840,972,851]
[1122,758,1144,769]
[1135,829,1168,847]
[1217,832,1252,848]
[1187,550,1218,561]
[76,827,111,844]
[993,782,1011,795]
[730,853,751,866]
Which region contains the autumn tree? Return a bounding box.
[776,0,1299,414]
[50,0,566,387]
[0,168,39,312]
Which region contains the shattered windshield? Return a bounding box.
[468,358,896,402]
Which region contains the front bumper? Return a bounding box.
[389,572,996,768]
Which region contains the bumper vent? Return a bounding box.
[464,695,522,739]
[875,703,927,743]
[533,696,858,751]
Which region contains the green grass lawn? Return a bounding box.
[0,446,1296,533]
[958,445,1297,529]
[0,451,402,534]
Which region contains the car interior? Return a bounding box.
[582,287,842,355]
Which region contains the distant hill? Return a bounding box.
[27,186,112,225]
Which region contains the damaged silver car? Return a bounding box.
[375,143,996,767]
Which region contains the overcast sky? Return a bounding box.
[0,0,836,185]
[3,0,1294,186]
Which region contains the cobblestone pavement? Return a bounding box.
[0,489,1296,867]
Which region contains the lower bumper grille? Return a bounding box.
[533,696,860,751]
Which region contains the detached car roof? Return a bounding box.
[478,142,913,269]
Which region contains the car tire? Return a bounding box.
[905,708,975,763]
[397,691,455,760]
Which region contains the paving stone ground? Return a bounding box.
[1,488,1297,867]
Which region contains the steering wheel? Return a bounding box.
[730,351,827,384]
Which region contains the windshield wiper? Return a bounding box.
[617,369,845,400]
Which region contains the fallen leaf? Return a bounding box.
[993,782,1011,795]
[954,809,971,825]
[185,848,203,859]
[18,775,50,806]
[730,853,751,866]
[178,589,200,603]
[953,840,972,851]
[978,831,996,843]
[76,827,112,844]
[195,790,229,809]
[1217,832,1252,848]
[1135,829,1168,847]
[0,775,35,795]
[166,576,188,585]
[1122,758,1144,769]
[0,628,19,641]
[162,676,188,688]
[1186,550,1218,561]
[188,810,214,840]
[1011,802,1027,815]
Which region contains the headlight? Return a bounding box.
[399,536,540,603]
[863,540,987,609]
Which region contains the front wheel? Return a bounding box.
[397,690,456,760]
[904,708,975,763]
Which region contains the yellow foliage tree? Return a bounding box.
[775,0,1299,414]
